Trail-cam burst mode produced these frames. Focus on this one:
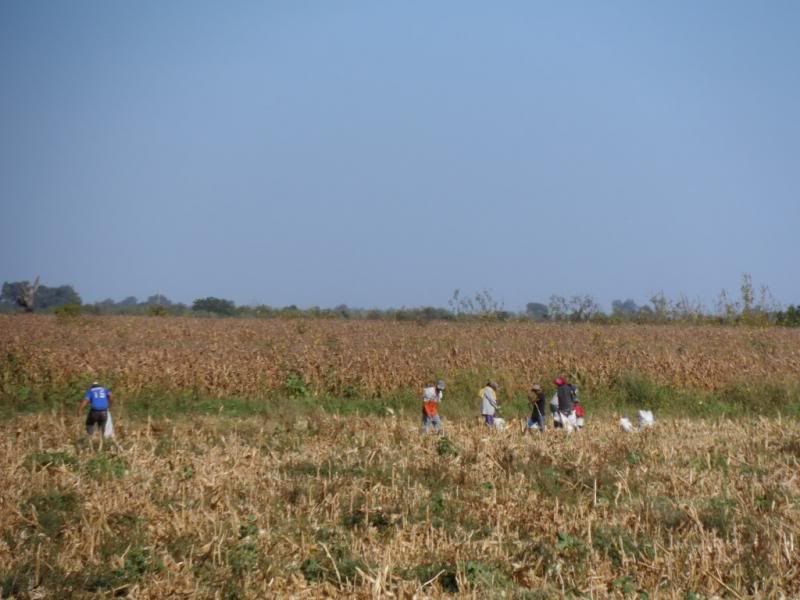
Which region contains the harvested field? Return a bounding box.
[1,413,798,597]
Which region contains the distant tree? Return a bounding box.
[421,306,453,321]
[525,302,549,321]
[1,278,40,311]
[192,297,236,316]
[650,291,671,322]
[611,299,639,318]
[673,294,705,321]
[306,306,323,318]
[54,303,81,318]
[94,298,117,313]
[395,306,453,322]
[2,280,80,311]
[568,295,602,322]
[148,305,168,317]
[449,289,503,318]
[234,305,256,317]
[448,289,464,316]
[739,273,777,324]
[119,296,138,306]
[548,295,569,321]
[253,305,275,318]
[777,305,800,327]
[1,281,27,306]
[740,273,755,316]
[145,294,172,306]
[280,305,301,317]
[36,284,81,310]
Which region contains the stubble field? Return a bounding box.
[1,413,799,598]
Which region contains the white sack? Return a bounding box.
[561,411,577,433]
[104,411,114,438]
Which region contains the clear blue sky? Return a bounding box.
[1,1,798,311]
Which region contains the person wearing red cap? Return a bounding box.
[554,376,578,432]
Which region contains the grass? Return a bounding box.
[3,373,799,425]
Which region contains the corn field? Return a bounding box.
[2,315,800,400]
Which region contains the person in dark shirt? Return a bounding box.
[527,383,547,432]
[554,376,578,432]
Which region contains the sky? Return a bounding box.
[1,1,798,311]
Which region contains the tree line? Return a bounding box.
[1,275,799,326]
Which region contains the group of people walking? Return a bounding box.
[79,377,583,440]
[421,376,585,434]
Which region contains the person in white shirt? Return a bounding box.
[421,379,445,433]
[480,380,500,427]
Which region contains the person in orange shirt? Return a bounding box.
[421,379,445,434]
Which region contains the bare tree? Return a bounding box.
[548,295,569,321]
[16,276,40,313]
[568,294,601,322]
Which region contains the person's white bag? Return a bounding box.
[493,417,506,431]
[619,417,635,433]
[103,411,114,438]
[638,410,654,429]
[561,411,577,433]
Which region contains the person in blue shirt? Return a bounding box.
[78,381,112,435]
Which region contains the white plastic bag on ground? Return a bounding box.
[104,411,114,438]
[638,410,655,429]
[561,411,577,433]
[619,417,634,433]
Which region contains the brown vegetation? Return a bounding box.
[2,315,800,399]
[1,413,798,597]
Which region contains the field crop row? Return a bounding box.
[2,316,800,405]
